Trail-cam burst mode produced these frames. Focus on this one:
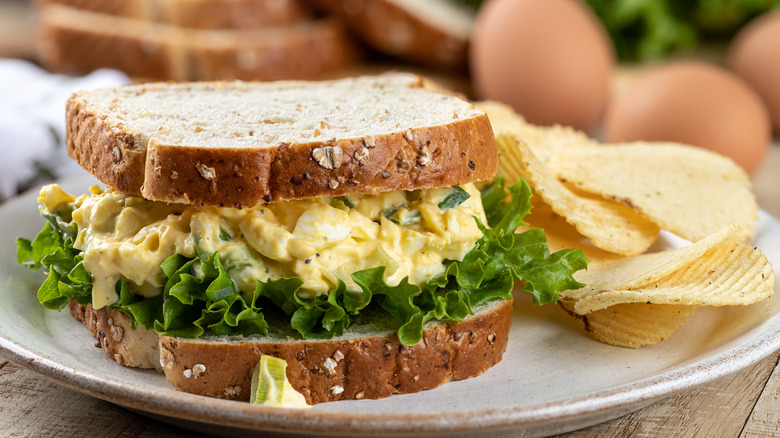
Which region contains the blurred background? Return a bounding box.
[0,0,778,216]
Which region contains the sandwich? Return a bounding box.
[17,73,587,404]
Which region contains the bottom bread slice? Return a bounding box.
[69,299,162,371]
[68,298,513,404]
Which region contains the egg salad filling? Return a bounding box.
[42,183,486,308]
[18,176,588,346]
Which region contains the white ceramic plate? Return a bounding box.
[1,174,779,438]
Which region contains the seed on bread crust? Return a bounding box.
[417,145,431,166]
[112,147,122,163]
[192,363,206,377]
[223,385,243,400]
[160,346,175,369]
[323,357,337,375]
[395,150,412,172]
[196,163,216,180]
[353,147,370,166]
[110,325,124,342]
[312,146,342,170]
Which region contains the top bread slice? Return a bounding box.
[66,73,498,207]
[37,0,309,28]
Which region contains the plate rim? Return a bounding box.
[1,176,779,435]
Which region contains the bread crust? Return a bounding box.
[68,300,162,371]
[163,0,309,29]
[66,97,149,194]
[36,0,147,19]
[67,299,511,404]
[37,0,309,28]
[66,81,498,207]
[159,299,513,404]
[38,5,351,82]
[187,20,353,81]
[38,6,186,80]
[312,0,469,70]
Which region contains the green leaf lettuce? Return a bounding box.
[17,178,587,345]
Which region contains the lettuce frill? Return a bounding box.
[17,177,588,346]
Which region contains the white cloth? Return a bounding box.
[0,59,129,199]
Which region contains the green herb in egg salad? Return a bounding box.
[17,177,588,346]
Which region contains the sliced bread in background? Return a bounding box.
[36,0,476,80]
[37,0,309,28]
[38,5,352,81]
[311,0,474,70]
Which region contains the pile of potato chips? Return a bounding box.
[477,101,775,348]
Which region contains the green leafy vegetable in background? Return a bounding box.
[18,178,588,346]
[587,0,780,60]
[586,0,697,61]
[449,0,484,12]
[450,0,779,61]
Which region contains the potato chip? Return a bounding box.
[483,102,772,349]
[573,240,775,314]
[519,202,622,264]
[549,143,758,241]
[560,300,696,348]
[558,224,774,347]
[497,134,659,256]
[565,225,744,301]
[476,101,596,165]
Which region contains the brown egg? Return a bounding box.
[604,62,770,174]
[729,12,780,134]
[470,0,614,133]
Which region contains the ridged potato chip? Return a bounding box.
[558,225,774,347]
[549,143,758,241]
[482,101,772,349]
[497,134,659,256]
[565,225,743,301]
[560,300,696,348]
[477,101,596,165]
[519,201,622,264]
[574,239,774,314]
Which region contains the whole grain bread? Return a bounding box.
[38,5,352,81]
[68,300,162,371]
[66,73,498,207]
[37,0,309,29]
[311,0,473,69]
[68,299,513,404]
